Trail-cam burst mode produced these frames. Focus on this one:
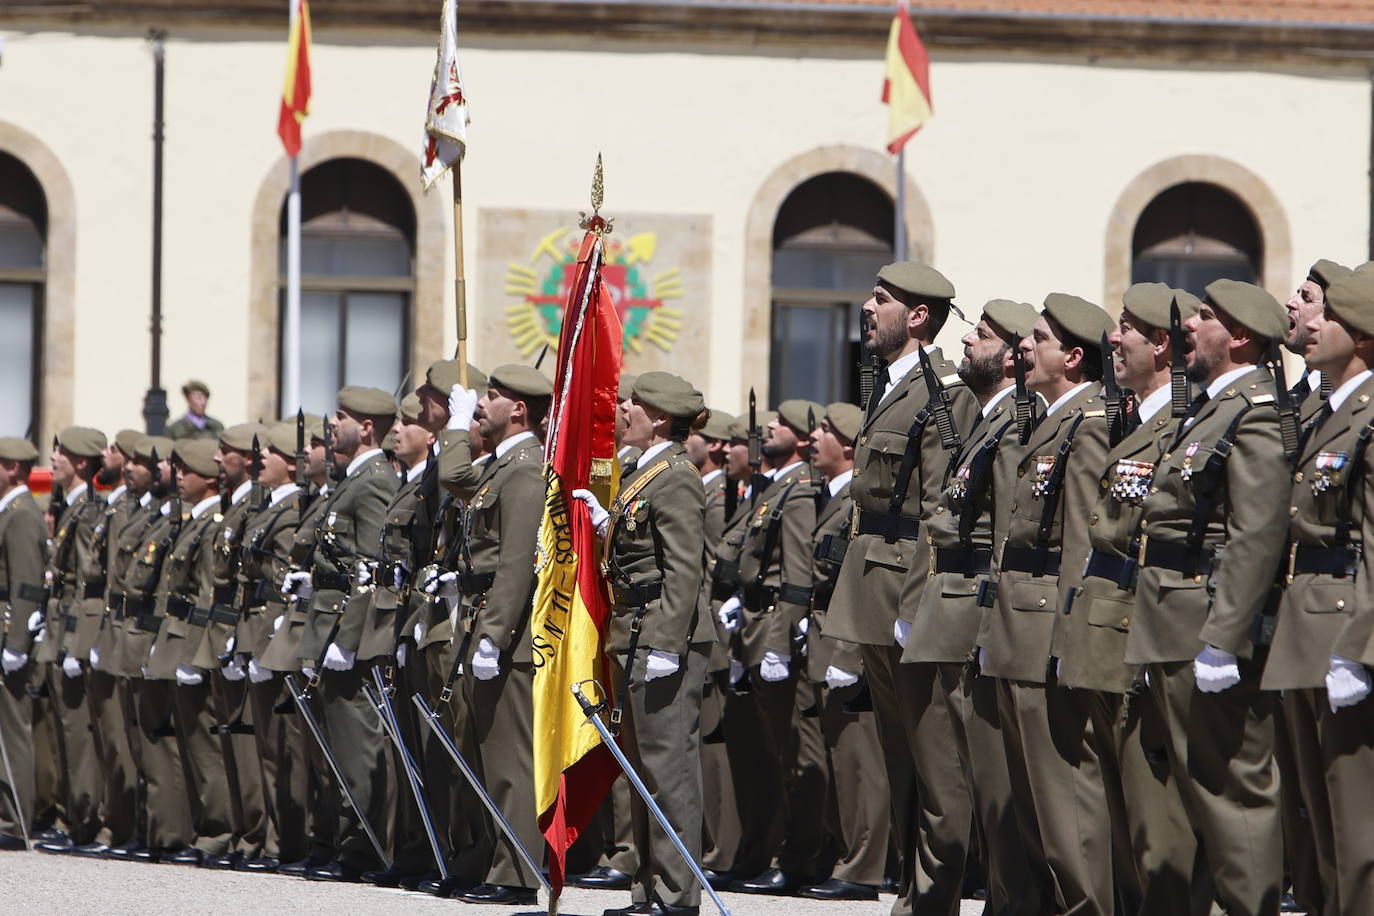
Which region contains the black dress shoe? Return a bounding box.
[34,828,69,844]
[453,883,537,905]
[729,866,799,895]
[1281,893,1304,913]
[419,875,472,898]
[602,903,700,916]
[103,841,145,860]
[165,846,204,866]
[202,851,243,870]
[36,838,75,854]
[237,856,280,873]
[880,876,900,894]
[569,865,633,889]
[399,870,436,891]
[278,856,322,877]
[131,847,161,863]
[0,834,27,851]
[362,864,420,887]
[306,860,364,882]
[701,869,733,891]
[70,841,111,859]
[798,878,880,901]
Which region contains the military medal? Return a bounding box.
[1180,442,1200,481]
[1110,459,1154,504]
[1031,456,1056,498]
[1313,451,1349,495]
[949,465,971,502]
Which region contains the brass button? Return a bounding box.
[853,469,861,477]
[1294,472,1304,483]
[1337,599,1347,610]
[859,436,867,446]
[1037,597,1047,607]
[1101,477,1110,488]
[1120,617,1129,627]
[1290,506,1298,516]
[1149,486,1158,494]
[1089,514,1099,525]
[935,506,944,514]
[1010,500,1018,512]
[1162,452,1172,461]
[1193,575,1202,584]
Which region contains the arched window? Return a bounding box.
[1131,182,1261,296]
[770,172,894,406]
[0,152,45,440]
[279,157,415,415]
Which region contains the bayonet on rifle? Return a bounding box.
[747,388,768,503]
[858,307,877,410]
[1013,347,1035,445]
[248,434,263,512]
[1270,341,1300,462]
[1100,332,1124,447]
[294,409,309,525]
[918,347,962,453]
[1169,299,1190,420]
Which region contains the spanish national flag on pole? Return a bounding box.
[881,0,932,154]
[277,0,312,157]
[530,174,624,907]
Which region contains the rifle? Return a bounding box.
[858,306,877,410]
[1013,347,1035,445]
[747,388,768,503]
[294,409,310,524]
[1270,340,1300,463]
[918,347,961,453]
[248,434,263,512]
[1100,332,1125,447]
[322,412,336,485]
[1169,299,1190,419]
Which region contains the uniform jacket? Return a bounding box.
[190,487,263,669]
[736,461,818,664]
[438,429,483,500]
[0,489,50,657]
[92,492,149,664]
[166,414,224,441]
[360,469,428,662]
[114,505,174,677]
[145,506,219,679]
[235,489,301,660]
[259,486,328,672]
[38,488,104,664]
[705,486,752,673]
[806,479,862,683]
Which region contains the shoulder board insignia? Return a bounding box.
[212,513,224,523]
[1224,388,1237,397]
[1082,410,1106,418]
[940,373,960,387]
[1250,393,1276,405]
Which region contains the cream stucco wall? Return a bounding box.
[0,25,1367,431]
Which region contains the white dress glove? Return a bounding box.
[323,642,355,672]
[88,647,101,668]
[728,659,744,685]
[471,637,501,681]
[62,655,83,678]
[27,609,44,633]
[413,620,427,644]
[2,648,28,674]
[825,665,860,690]
[1326,655,1372,712]
[644,648,680,681]
[571,489,610,537]
[247,658,273,683]
[422,569,459,599]
[175,664,204,686]
[760,650,790,683]
[301,665,316,680]
[396,643,408,668]
[282,570,313,600]
[797,617,809,635]
[222,656,247,681]
[272,614,285,634]
[893,618,912,649]
[717,595,742,631]
[223,635,236,656]
[447,385,479,432]
[355,561,372,588]
[1194,644,1241,693]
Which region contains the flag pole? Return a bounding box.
[894,147,907,259]
[452,162,469,388]
[282,0,302,416]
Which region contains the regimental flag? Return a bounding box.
[276,0,312,157]
[881,0,932,154]
[421,0,470,190]
[531,221,624,906]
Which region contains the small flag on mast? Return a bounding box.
[881,0,932,154]
[276,0,312,157]
[421,0,469,190]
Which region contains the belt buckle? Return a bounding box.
[1286,541,1298,584]
[1136,534,1149,566]
[929,545,938,575]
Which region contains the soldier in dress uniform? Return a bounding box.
[0,436,47,850]
[823,261,979,916]
[1285,260,1353,418]
[1126,279,1291,916]
[166,381,225,442]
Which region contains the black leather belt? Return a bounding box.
[189,604,239,627]
[166,597,192,621]
[999,545,1061,577]
[932,546,992,577]
[1140,539,1214,578]
[458,572,495,594]
[253,580,286,606]
[855,509,920,541]
[1288,542,1361,579]
[1083,549,1138,591]
[109,592,128,620]
[311,570,350,592]
[776,583,813,605]
[613,581,663,608]
[16,583,49,605]
[82,582,104,599]
[814,534,849,565]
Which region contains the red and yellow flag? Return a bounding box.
[277,0,312,157]
[531,217,624,904]
[881,1,932,154]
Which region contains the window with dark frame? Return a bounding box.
[1131,181,1262,296]
[0,152,45,442]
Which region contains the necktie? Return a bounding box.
[1299,402,1335,453]
[1168,391,1210,450]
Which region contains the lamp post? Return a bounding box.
[142,28,170,435]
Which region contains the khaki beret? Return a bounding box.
[982,299,1039,342]
[1355,261,1374,278]
[618,373,639,402]
[265,422,299,457]
[1309,259,1352,291]
[775,399,824,435]
[1121,282,1199,331]
[877,261,955,301]
[220,422,267,452]
[173,439,219,477]
[1042,293,1113,349]
[399,393,423,423]
[338,386,397,418]
[698,410,735,442]
[181,379,210,396]
[134,435,174,462]
[301,413,325,444]
[0,437,39,463]
[728,411,776,441]
[633,371,705,420]
[57,426,107,459]
[1204,279,1287,341]
[825,403,863,445]
[1323,273,1374,337]
[426,359,488,395]
[490,364,554,399]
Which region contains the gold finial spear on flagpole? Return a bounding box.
[579,153,613,236]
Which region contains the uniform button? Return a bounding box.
[1294,472,1304,482]
[853,469,861,478]
[1162,452,1172,461]
[1101,477,1110,488]
[1290,506,1298,516]
[1010,501,1018,512]
[1337,599,1347,610]
[1089,515,1099,525]
[1037,597,1047,607]
[1149,486,1158,494]
[1193,576,1202,584]
[1120,617,1129,627]
[935,506,944,513]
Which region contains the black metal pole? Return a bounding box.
[143,29,169,435]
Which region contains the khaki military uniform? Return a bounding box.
[166,415,224,441]
[0,487,49,839]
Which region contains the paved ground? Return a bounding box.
[0,851,994,915]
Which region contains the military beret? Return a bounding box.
[0,437,39,463]
[775,399,824,435]
[301,413,325,444]
[877,261,955,301]
[727,411,776,441]
[113,429,143,459]
[490,364,554,399]
[633,371,706,420]
[181,379,210,396]
[1204,279,1287,341]
[1323,273,1374,337]
[983,299,1039,342]
[134,435,174,462]
[265,422,298,457]
[57,426,107,459]
[824,403,863,445]
[618,373,639,402]
[399,393,423,423]
[426,358,488,395]
[1121,282,1198,331]
[1355,261,1374,278]
[698,410,735,442]
[220,422,267,453]
[1042,293,1113,349]
[173,439,219,477]
[1309,259,1352,291]
[338,386,397,418]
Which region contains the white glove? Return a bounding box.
[422,569,459,599]
[729,659,744,684]
[413,620,427,644]
[323,642,355,672]
[27,610,44,633]
[447,385,479,432]
[88,646,101,668]
[1,648,27,674]
[223,635,236,656]
[222,657,247,681]
[893,618,912,649]
[62,655,83,678]
[301,665,316,680]
[355,561,372,588]
[272,614,285,634]
[247,658,273,683]
[760,650,790,682]
[717,595,742,631]
[644,648,680,681]
[797,617,809,635]
[175,664,204,686]
[282,571,313,600]
[571,489,610,537]
[1194,644,1241,693]
[825,665,859,690]
[1326,655,1372,712]
[393,564,408,589]
[471,637,501,681]
[396,643,408,668]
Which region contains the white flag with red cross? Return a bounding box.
[421,0,469,190]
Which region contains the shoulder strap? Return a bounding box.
[1184,405,1255,555]
[1034,412,1088,548]
[958,418,1016,548]
[1336,417,1374,548]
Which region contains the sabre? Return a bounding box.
[1168,299,1191,420]
[1100,332,1124,447]
[284,674,391,868]
[411,693,551,895]
[571,680,733,916]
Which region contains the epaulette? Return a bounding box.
[940,373,961,387]
[1250,393,1276,405]
[1082,410,1106,419]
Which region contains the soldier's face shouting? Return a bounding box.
[476,388,514,442]
[1112,310,1162,393]
[725,440,750,481]
[50,446,77,490]
[959,319,1012,398]
[621,397,659,449]
[1184,303,1233,384]
[810,421,849,478]
[1022,316,1068,395]
[1286,279,1324,356]
[761,416,797,460]
[863,285,910,361]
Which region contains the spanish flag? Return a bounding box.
[277,0,312,157]
[881,0,932,154]
[530,220,624,905]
